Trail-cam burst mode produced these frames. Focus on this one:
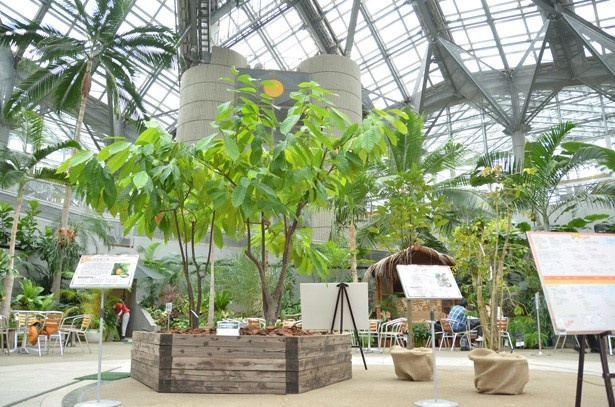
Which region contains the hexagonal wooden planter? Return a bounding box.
[130,331,352,394]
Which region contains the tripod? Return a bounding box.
[330,283,367,370]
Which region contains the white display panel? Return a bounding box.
[300,283,369,331]
[70,254,139,289]
[527,231,615,334]
[396,264,462,300]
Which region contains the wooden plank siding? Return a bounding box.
[131,331,352,394]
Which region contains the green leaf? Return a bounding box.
[215,101,233,122]
[329,107,347,130]
[58,150,93,173]
[133,171,150,189]
[106,148,131,174]
[103,141,131,159]
[281,114,300,135]
[224,137,240,161]
[231,180,247,207]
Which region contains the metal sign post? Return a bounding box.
[533,292,544,356]
[71,254,139,407]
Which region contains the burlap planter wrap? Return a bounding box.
[390,345,433,381]
[468,348,529,395]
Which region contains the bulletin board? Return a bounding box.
[527,231,615,334]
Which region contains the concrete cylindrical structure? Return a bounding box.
[298,54,362,124]
[176,46,247,144]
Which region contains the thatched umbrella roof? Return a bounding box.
[363,244,455,281]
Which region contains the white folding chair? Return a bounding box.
[13,311,46,356]
[61,314,93,353]
[38,311,65,356]
[377,318,407,351]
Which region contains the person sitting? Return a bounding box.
[448,298,482,346]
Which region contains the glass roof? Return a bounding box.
[1,0,614,164]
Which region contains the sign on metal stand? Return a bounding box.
[70,254,139,407]
[395,264,462,407]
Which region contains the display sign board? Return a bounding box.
[527,231,615,334]
[69,254,139,289]
[396,264,462,300]
[300,283,369,331]
[216,320,240,336]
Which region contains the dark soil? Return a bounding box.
[167,326,326,336]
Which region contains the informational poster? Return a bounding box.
[396,264,462,300]
[527,231,615,334]
[70,254,139,289]
[300,283,369,331]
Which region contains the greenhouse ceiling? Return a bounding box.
[1,0,614,163]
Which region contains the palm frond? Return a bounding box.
[30,167,70,184]
[32,139,81,163]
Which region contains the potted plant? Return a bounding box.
[450,159,532,394]
[61,71,405,393]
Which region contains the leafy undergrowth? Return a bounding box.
[167,326,326,337]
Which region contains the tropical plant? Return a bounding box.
[61,70,404,326]
[60,120,225,329]
[78,289,121,339]
[0,0,179,298]
[0,110,79,317]
[40,213,114,299]
[215,256,264,317]
[473,122,615,230]
[356,107,475,251]
[0,202,13,244]
[450,160,534,351]
[12,278,55,310]
[15,200,42,254]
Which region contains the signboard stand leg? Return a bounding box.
[75,290,121,407]
[574,333,615,407]
[330,283,367,370]
[415,302,458,407]
[532,293,548,357]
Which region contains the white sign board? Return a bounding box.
[216,320,241,336]
[70,254,139,289]
[396,264,462,300]
[300,283,369,331]
[527,231,615,334]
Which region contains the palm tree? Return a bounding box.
[0,110,80,316]
[472,122,615,230]
[0,0,178,296]
[357,107,478,251]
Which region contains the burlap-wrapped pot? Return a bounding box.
[390,345,433,381]
[468,348,529,394]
